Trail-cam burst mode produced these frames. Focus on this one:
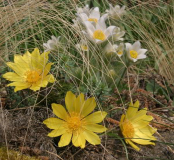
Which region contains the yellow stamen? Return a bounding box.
[81,45,88,51]
[109,69,116,77]
[67,112,82,131]
[122,120,134,138]
[93,30,106,41]
[88,18,98,23]
[117,51,123,55]
[25,70,41,83]
[130,50,138,59]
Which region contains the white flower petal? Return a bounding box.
[96,17,106,30]
[84,21,95,35]
[137,54,146,59]
[105,26,116,38]
[133,58,137,62]
[138,49,147,55]
[43,36,61,51]
[132,41,141,51]
[101,13,108,20]
[95,39,103,43]
[51,36,57,41]
[89,7,100,19]
[125,43,132,51]
[79,13,88,22]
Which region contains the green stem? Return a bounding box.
[117,58,131,87]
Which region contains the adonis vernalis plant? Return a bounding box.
[3,48,55,92]
[43,91,107,148]
[120,100,157,151]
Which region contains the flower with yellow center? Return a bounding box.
[43,91,107,148]
[116,43,124,57]
[43,36,61,52]
[76,4,90,15]
[77,7,108,25]
[104,43,124,57]
[3,48,55,92]
[106,4,126,19]
[113,27,125,41]
[125,41,147,62]
[76,39,89,51]
[120,101,157,151]
[104,43,118,56]
[83,17,116,43]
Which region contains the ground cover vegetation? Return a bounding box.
[0,0,174,159]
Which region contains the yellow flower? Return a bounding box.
[3,48,55,92]
[43,91,107,148]
[120,101,157,151]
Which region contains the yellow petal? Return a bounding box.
[81,97,96,117]
[43,63,53,76]
[131,108,147,122]
[75,93,85,113]
[72,133,86,148]
[30,83,41,91]
[126,139,140,151]
[132,126,156,145]
[3,72,22,81]
[58,132,72,147]
[22,51,31,65]
[44,74,55,83]
[48,128,66,137]
[131,138,155,145]
[84,123,107,133]
[133,115,153,129]
[52,103,69,121]
[40,51,50,67]
[135,126,157,138]
[83,130,101,145]
[85,111,107,123]
[126,101,139,119]
[6,62,26,75]
[38,78,49,88]
[120,114,125,131]
[31,48,41,69]
[65,91,76,113]
[43,118,65,129]
[14,54,30,69]
[30,74,54,91]
[7,82,30,92]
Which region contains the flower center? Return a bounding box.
[130,50,138,59]
[93,30,106,41]
[88,18,98,23]
[25,70,41,83]
[122,120,134,138]
[109,69,116,77]
[117,51,123,55]
[81,45,88,51]
[67,112,82,131]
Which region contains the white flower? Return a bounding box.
[77,7,108,24]
[104,42,124,57]
[104,43,118,56]
[125,41,147,62]
[76,39,88,51]
[76,4,90,15]
[106,4,126,19]
[113,27,125,41]
[43,36,61,52]
[83,17,116,43]
[116,43,124,57]
[72,19,81,30]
